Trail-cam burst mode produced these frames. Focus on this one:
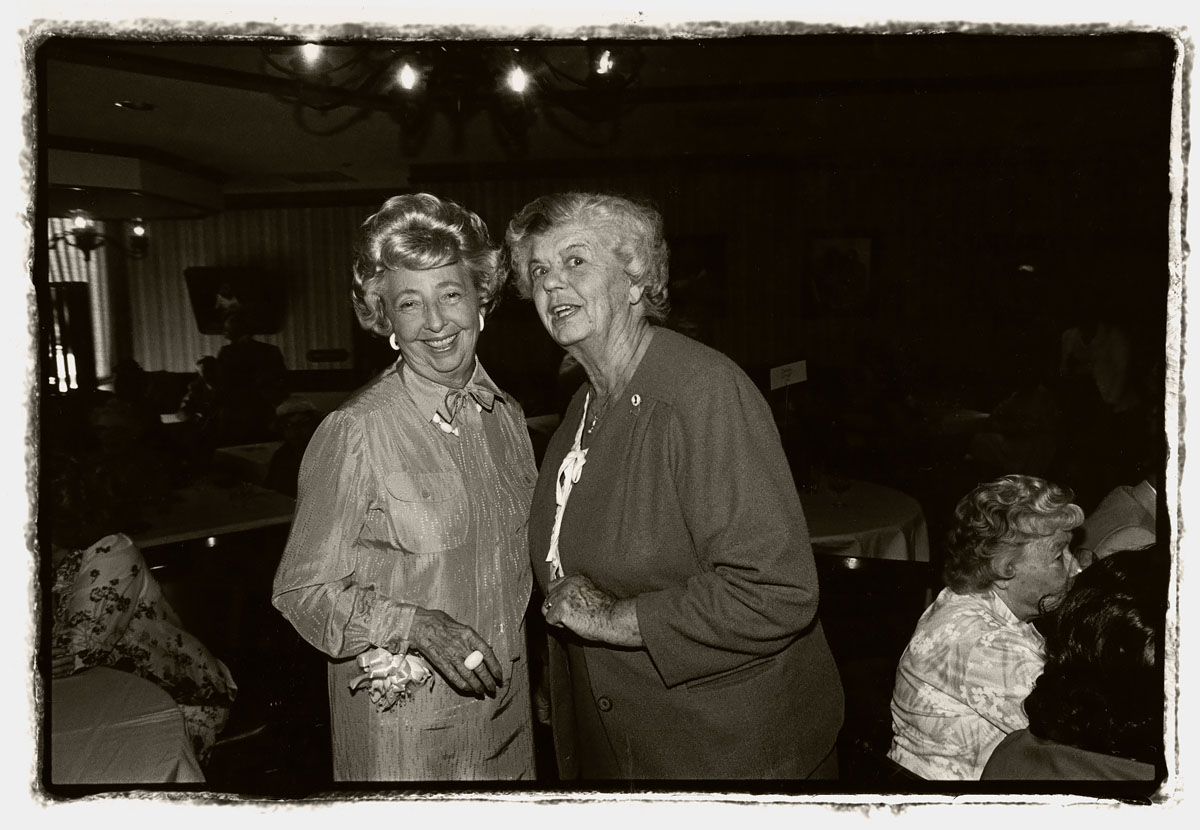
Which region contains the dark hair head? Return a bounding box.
[502,191,671,322]
[944,474,1084,593]
[1023,546,1168,765]
[350,193,501,337]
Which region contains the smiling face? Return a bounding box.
[525,222,644,355]
[994,530,1081,621]
[377,261,480,388]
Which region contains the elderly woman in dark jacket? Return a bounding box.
[504,191,843,780]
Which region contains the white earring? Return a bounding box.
[389,333,400,351]
[478,312,485,332]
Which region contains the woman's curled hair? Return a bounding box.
[502,191,671,322]
[944,474,1083,593]
[1023,546,1168,765]
[351,193,502,337]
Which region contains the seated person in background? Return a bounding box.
[889,474,1083,780]
[178,355,218,424]
[982,546,1167,780]
[175,355,222,475]
[47,450,238,765]
[111,358,167,439]
[214,307,288,445]
[264,396,321,498]
[1074,475,1157,568]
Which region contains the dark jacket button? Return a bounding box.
[597,696,613,712]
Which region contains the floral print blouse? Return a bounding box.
[888,586,1045,780]
[51,533,238,764]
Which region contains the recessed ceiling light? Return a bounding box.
[114,100,155,111]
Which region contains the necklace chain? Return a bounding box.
[586,395,613,434]
[580,327,654,437]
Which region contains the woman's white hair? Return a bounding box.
[502,191,670,322]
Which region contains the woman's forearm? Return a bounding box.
[543,575,643,647]
[606,598,644,647]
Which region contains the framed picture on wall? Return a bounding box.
[805,236,873,315]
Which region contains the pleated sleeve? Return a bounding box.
[272,410,416,659]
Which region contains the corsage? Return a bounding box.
[349,646,435,711]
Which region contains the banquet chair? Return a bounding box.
[151,526,332,794]
[813,552,933,784]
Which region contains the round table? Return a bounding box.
[799,478,930,563]
[50,667,205,786]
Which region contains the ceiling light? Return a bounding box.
[300,43,324,65]
[397,63,419,91]
[506,66,528,94]
[259,42,643,156]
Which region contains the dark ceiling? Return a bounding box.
[35,32,1177,218]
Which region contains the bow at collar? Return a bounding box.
[431,385,498,436]
[439,385,497,425]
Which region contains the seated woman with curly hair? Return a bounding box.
[982,546,1167,780]
[888,474,1084,780]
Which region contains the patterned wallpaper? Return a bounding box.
[120,154,1164,410]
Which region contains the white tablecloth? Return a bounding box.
[800,478,930,562]
[130,480,295,549]
[50,667,205,785]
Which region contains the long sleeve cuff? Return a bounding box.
[364,592,418,654]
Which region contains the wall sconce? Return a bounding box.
[49,209,149,262]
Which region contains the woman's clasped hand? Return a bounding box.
[409,607,504,696]
[541,574,642,648]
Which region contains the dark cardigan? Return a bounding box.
[529,327,844,779]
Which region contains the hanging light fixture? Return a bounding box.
[49,209,150,262]
[258,40,644,156]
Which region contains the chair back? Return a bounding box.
[813,552,933,784]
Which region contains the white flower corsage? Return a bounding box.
[349,646,435,711]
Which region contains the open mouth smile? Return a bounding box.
[550,304,579,321]
[423,332,459,352]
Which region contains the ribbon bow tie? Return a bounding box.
[431,386,497,436]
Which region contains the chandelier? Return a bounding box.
[49,210,149,262]
[259,41,645,156]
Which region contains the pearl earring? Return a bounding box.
[389,333,400,351]
[479,312,486,332]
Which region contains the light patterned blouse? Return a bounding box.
[888,586,1046,780]
[272,357,537,781]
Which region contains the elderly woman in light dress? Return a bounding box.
[273,193,537,781]
[889,474,1084,780]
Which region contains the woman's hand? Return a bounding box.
[51,648,75,679]
[408,608,503,697]
[542,575,643,648]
